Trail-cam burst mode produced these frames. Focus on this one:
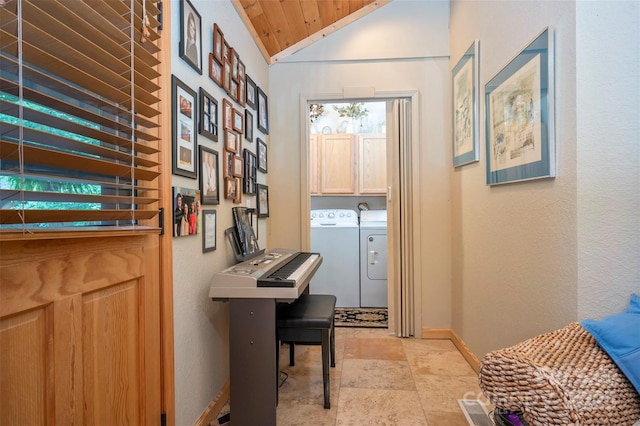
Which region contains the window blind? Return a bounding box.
[0,0,163,232]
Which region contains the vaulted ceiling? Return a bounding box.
[232,0,391,64]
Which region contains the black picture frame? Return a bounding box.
[199,88,218,142]
[257,86,268,134]
[245,109,253,142]
[243,148,256,195]
[171,75,197,179]
[245,75,257,110]
[256,184,269,218]
[179,0,202,74]
[199,145,219,205]
[257,138,268,173]
[202,209,217,252]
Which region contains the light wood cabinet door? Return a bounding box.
[359,133,387,194]
[0,235,161,426]
[319,134,357,194]
[309,134,319,195]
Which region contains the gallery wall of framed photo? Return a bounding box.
[172,0,269,253]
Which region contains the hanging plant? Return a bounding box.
[309,103,325,123]
[333,102,368,119]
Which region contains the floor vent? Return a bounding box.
[458,399,494,426]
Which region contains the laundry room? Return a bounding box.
[308,101,388,310]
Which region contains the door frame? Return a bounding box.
[299,91,422,335]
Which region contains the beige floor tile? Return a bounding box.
[425,410,472,426]
[343,337,406,360]
[415,374,484,413]
[340,359,415,390]
[407,349,477,377]
[336,387,428,426]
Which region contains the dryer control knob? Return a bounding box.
[328,212,335,218]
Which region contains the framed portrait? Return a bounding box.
[245,110,253,142]
[256,184,269,218]
[213,23,224,63]
[208,53,223,87]
[223,150,234,179]
[485,27,555,185]
[179,0,202,74]
[172,186,200,237]
[233,178,242,204]
[171,75,197,179]
[222,98,233,130]
[230,48,239,82]
[238,77,246,108]
[223,58,232,94]
[257,138,268,173]
[232,108,243,133]
[257,86,269,134]
[199,146,219,205]
[225,130,238,153]
[199,88,218,142]
[224,177,238,200]
[452,40,480,167]
[202,209,217,253]
[232,155,243,178]
[245,75,257,110]
[243,148,257,194]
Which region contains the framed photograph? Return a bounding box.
[256,184,269,218]
[233,178,242,204]
[223,58,232,94]
[452,40,480,167]
[223,150,234,179]
[222,99,233,130]
[224,177,238,200]
[245,75,257,110]
[230,80,239,103]
[179,0,202,74]
[243,149,257,194]
[485,27,555,185]
[238,77,246,108]
[171,75,197,179]
[232,108,243,133]
[230,48,239,82]
[213,23,224,63]
[232,155,243,178]
[199,88,218,142]
[199,146,219,205]
[202,209,217,252]
[257,138,268,173]
[225,130,238,153]
[245,110,253,142]
[172,186,200,237]
[208,53,223,87]
[257,86,269,134]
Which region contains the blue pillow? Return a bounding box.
[581,294,640,394]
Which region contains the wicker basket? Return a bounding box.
[478,322,640,425]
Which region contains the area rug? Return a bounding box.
[334,307,388,328]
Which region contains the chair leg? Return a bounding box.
[321,330,330,409]
[289,342,295,366]
[330,321,336,368]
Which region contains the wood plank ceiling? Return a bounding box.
[232,0,390,64]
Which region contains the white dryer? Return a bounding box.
[359,210,388,308]
[310,209,360,307]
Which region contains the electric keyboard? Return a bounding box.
[209,248,323,300]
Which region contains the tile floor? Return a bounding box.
[272,326,488,425]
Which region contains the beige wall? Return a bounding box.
[170,1,269,423]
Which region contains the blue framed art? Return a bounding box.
[452,40,479,167]
[485,27,555,185]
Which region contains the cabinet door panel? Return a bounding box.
[320,134,356,194]
[359,134,387,194]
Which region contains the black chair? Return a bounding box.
[276,293,336,409]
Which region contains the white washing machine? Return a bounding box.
[310,209,360,307]
[359,210,388,308]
